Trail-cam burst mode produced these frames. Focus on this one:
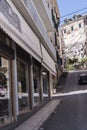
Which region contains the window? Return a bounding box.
[0,56,13,125]
[0,32,11,46]
[64,29,66,33]
[0,56,2,66]
[17,60,29,112]
[0,33,6,43]
[71,26,74,31]
[42,71,48,101]
[79,23,81,28]
[33,65,40,106]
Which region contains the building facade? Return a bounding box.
[61,15,87,69]
[62,15,87,59]
[0,0,60,129]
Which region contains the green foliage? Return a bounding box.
[66,64,74,71]
[66,58,78,70]
[67,58,78,64]
[80,57,87,64]
[66,57,87,70]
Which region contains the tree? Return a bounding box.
[66,58,78,71]
[80,57,87,64]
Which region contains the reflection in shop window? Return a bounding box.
[0,56,2,66]
[0,32,11,46]
[42,72,48,101]
[0,56,12,126]
[33,65,40,106]
[17,60,29,112]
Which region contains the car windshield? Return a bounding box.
[80,76,87,80]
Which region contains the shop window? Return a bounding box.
[33,65,40,106]
[42,71,48,101]
[0,56,2,66]
[0,32,11,46]
[17,60,29,112]
[0,56,13,126]
[0,33,6,43]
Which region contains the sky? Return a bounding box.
[57,0,87,23]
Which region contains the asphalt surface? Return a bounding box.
[61,71,87,93]
[39,71,87,130]
[39,94,87,130]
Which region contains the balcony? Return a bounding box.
[12,0,56,61]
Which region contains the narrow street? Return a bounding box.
[60,70,87,93]
[39,70,87,130]
[0,1,87,130]
[39,94,87,130]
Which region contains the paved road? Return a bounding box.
[39,71,87,130]
[39,94,87,130]
[62,70,87,93]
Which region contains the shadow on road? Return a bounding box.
[56,72,68,92]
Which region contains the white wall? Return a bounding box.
[42,44,57,75]
[0,0,42,62]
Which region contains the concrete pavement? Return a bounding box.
[14,100,60,130]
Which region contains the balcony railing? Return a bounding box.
[23,0,56,59]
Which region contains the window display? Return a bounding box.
[42,72,48,101]
[33,65,40,106]
[0,56,12,125]
[17,60,29,112]
[0,73,7,97]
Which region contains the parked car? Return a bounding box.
[78,74,87,85]
[0,86,7,97]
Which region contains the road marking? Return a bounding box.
[52,89,87,97]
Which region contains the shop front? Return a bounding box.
[0,56,13,126]
[42,69,49,102]
[0,31,54,129]
[17,60,29,112]
[32,60,50,106]
[0,30,15,126]
[33,59,40,107]
[16,45,30,114]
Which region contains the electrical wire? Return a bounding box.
[60,11,87,23]
[60,7,87,54]
[60,7,87,18]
